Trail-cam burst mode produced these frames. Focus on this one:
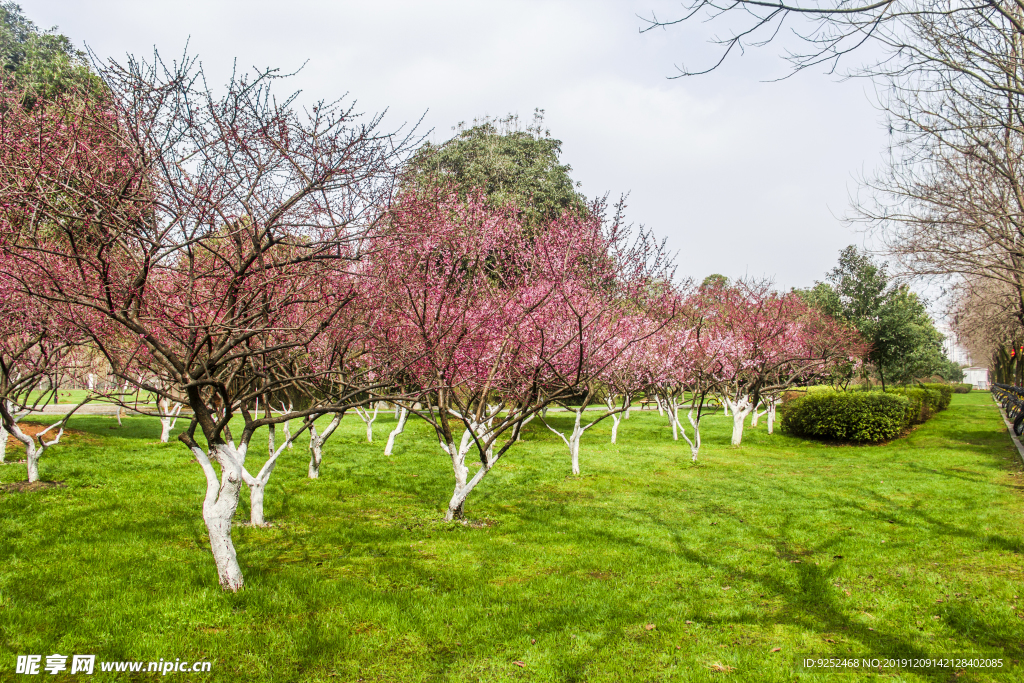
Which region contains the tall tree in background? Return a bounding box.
[1,3,97,105]
[804,246,957,387]
[406,110,588,230]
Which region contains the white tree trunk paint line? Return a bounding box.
[444,436,508,522]
[278,402,294,449]
[766,397,778,434]
[243,422,303,526]
[545,409,587,475]
[443,438,469,521]
[157,398,183,443]
[606,396,621,444]
[9,419,67,483]
[0,424,7,464]
[680,408,703,462]
[725,396,754,446]
[307,413,343,480]
[665,397,680,440]
[655,394,665,416]
[384,406,409,455]
[191,443,245,591]
[354,403,379,442]
[87,374,95,391]
[394,403,401,419]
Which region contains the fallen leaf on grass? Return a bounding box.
[722,586,731,590]
[645,623,656,630]
[709,662,736,672]
[771,647,782,652]
[512,661,525,668]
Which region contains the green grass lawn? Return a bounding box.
[1,393,1022,681]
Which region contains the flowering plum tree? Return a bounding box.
[0,269,92,479]
[707,281,866,446]
[0,56,415,590]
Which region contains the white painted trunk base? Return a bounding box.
[384,407,409,455]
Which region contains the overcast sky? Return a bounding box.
[23,0,890,289]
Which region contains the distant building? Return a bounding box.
[964,366,989,390]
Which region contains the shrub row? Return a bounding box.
[951,383,973,394]
[779,392,911,443]
[780,385,953,443]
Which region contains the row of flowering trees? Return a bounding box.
[0,56,864,591]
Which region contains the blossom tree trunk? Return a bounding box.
[307,412,344,480]
[384,405,409,455]
[724,396,754,446]
[353,402,379,442]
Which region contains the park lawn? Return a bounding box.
[0,393,1022,682]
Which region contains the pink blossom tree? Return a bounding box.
[706,281,866,446]
[0,56,416,590]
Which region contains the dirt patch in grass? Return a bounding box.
[0,480,66,492]
[5,423,91,450]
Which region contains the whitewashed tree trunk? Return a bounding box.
[354,402,379,442]
[766,397,778,434]
[0,424,7,464]
[723,401,730,416]
[394,403,401,419]
[157,398,183,443]
[681,408,703,462]
[384,406,409,455]
[307,413,343,479]
[8,419,67,483]
[665,397,679,440]
[655,394,664,416]
[545,408,587,475]
[243,422,303,526]
[87,374,95,391]
[440,438,468,521]
[725,396,753,446]
[602,397,618,446]
[190,442,246,591]
[277,402,293,449]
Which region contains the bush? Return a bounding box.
[887,387,941,423]
[952,383,973,394]
[917,383,953,410]
[780,392,911,443]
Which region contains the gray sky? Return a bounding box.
[24,0,889,289]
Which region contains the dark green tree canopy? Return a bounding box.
[801,246,959,386]
[406,110,588,229]
[1,3,97,105]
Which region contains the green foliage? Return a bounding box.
[406,110,587,230]
[780,391,911,442]
[804,246,952,388]
[700,273,728,289]
[917,383,954,411]
[953,383,973,393]
[0,2,99,106]
[887,387,938,424]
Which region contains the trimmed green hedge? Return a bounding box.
[780,392,911,443]
[888,387,940,424]
[917,383,953,411]
[952,383,973,394]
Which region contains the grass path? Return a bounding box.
[1,393,1022,681]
